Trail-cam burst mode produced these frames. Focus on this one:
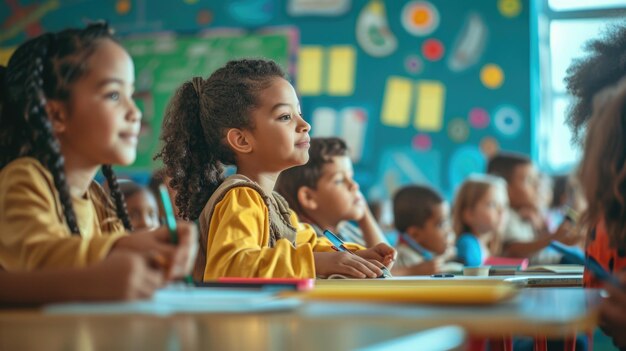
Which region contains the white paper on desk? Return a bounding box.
[44,286,301,316]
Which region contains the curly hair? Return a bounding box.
[155,59,287,220]
[565,24,626,143]
[275,137,348,216]
[579,77,626,251]
[0,23,132,234]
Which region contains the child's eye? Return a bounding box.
[278,114,292,121]
[334,177,348,185]
[107,92,120,101]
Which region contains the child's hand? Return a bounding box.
[88,251,164,300]
[354,191,369,222]
[518,206,546,232]
[354,242,397,269]
[552,220,582,246]
[313,252,382,278]
[598,271,626,348]
[113,221,198,280]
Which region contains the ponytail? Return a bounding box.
[156,77,225,220]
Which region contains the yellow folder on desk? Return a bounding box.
[295,280,518,305]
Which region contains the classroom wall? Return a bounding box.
[0,0,530,199]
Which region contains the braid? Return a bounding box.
[1,23,117,234]
[101,165,132,231]
[26,38,81,235]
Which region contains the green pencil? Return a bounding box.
[158,184,194,285]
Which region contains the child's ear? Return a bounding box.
[225,128,252,154]
[406,225,423,241]
[45,100,68,134]
[297,186,318,211]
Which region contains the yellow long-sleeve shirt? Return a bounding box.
[196,182,362,280]
[0,157,126,270]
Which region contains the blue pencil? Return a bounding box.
[323,229,393,278]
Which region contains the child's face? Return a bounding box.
[309,155,366,225]
[53,39,142,167]
[508,164,539,210]
[126,189,160,231]
[464,186,507,235]
[247,77,311,172]
[409,202,450,255]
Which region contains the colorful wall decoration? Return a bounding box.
[1,0,530,200]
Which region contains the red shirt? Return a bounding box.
[584,219,626,288]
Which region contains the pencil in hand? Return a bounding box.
[158,184,194,285]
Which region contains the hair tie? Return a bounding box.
[191,76,204,99]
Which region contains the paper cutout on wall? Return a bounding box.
[414,80,445,132]
[401,1,439,37]
[404,54,423,75]
[448,118,469,143]
[480,63,504,89]
[371,148,441,200]
[480,137,500,158]
[493,104,523,138]
[356,0,397,57]
[341,108,367,162]
[327,46,356,96]
[227,0,275,25]
[0,0,59,43]
[287,0,350,16]
[311,106,368,163]
[115,0,131,14]
[448,13,487,72]
[298,46,324,95]
[312,107,337,137]
[381,77,413,128]
[412,134,432,151]
[498,0,522,18]
[196,10,213,25]
[448,146,486,192]
[297,45,356,96]
[469,107,489,129]
[422,38,444,61]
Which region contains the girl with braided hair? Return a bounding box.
[0,23,196,281]
[156,58,395,280]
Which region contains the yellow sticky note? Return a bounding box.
[327,46,355,96]
[381,77,413,128]
[0,47,15,66]
[297,46,324,95]
[414,80,445,132]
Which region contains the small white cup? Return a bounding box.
[463,266,491,276]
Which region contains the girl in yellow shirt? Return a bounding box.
[0,23,195,279]
[156,59,395,280]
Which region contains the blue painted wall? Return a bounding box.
[1,0,530,199]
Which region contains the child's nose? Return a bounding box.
[350,179,359,191]
[297,115,311,133]
[127,98,142,122]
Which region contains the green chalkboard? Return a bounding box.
[123,31,292,170]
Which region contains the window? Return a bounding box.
[535,1,626,174]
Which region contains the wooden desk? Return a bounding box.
[0,288,601,351]
[300,288,600,338]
